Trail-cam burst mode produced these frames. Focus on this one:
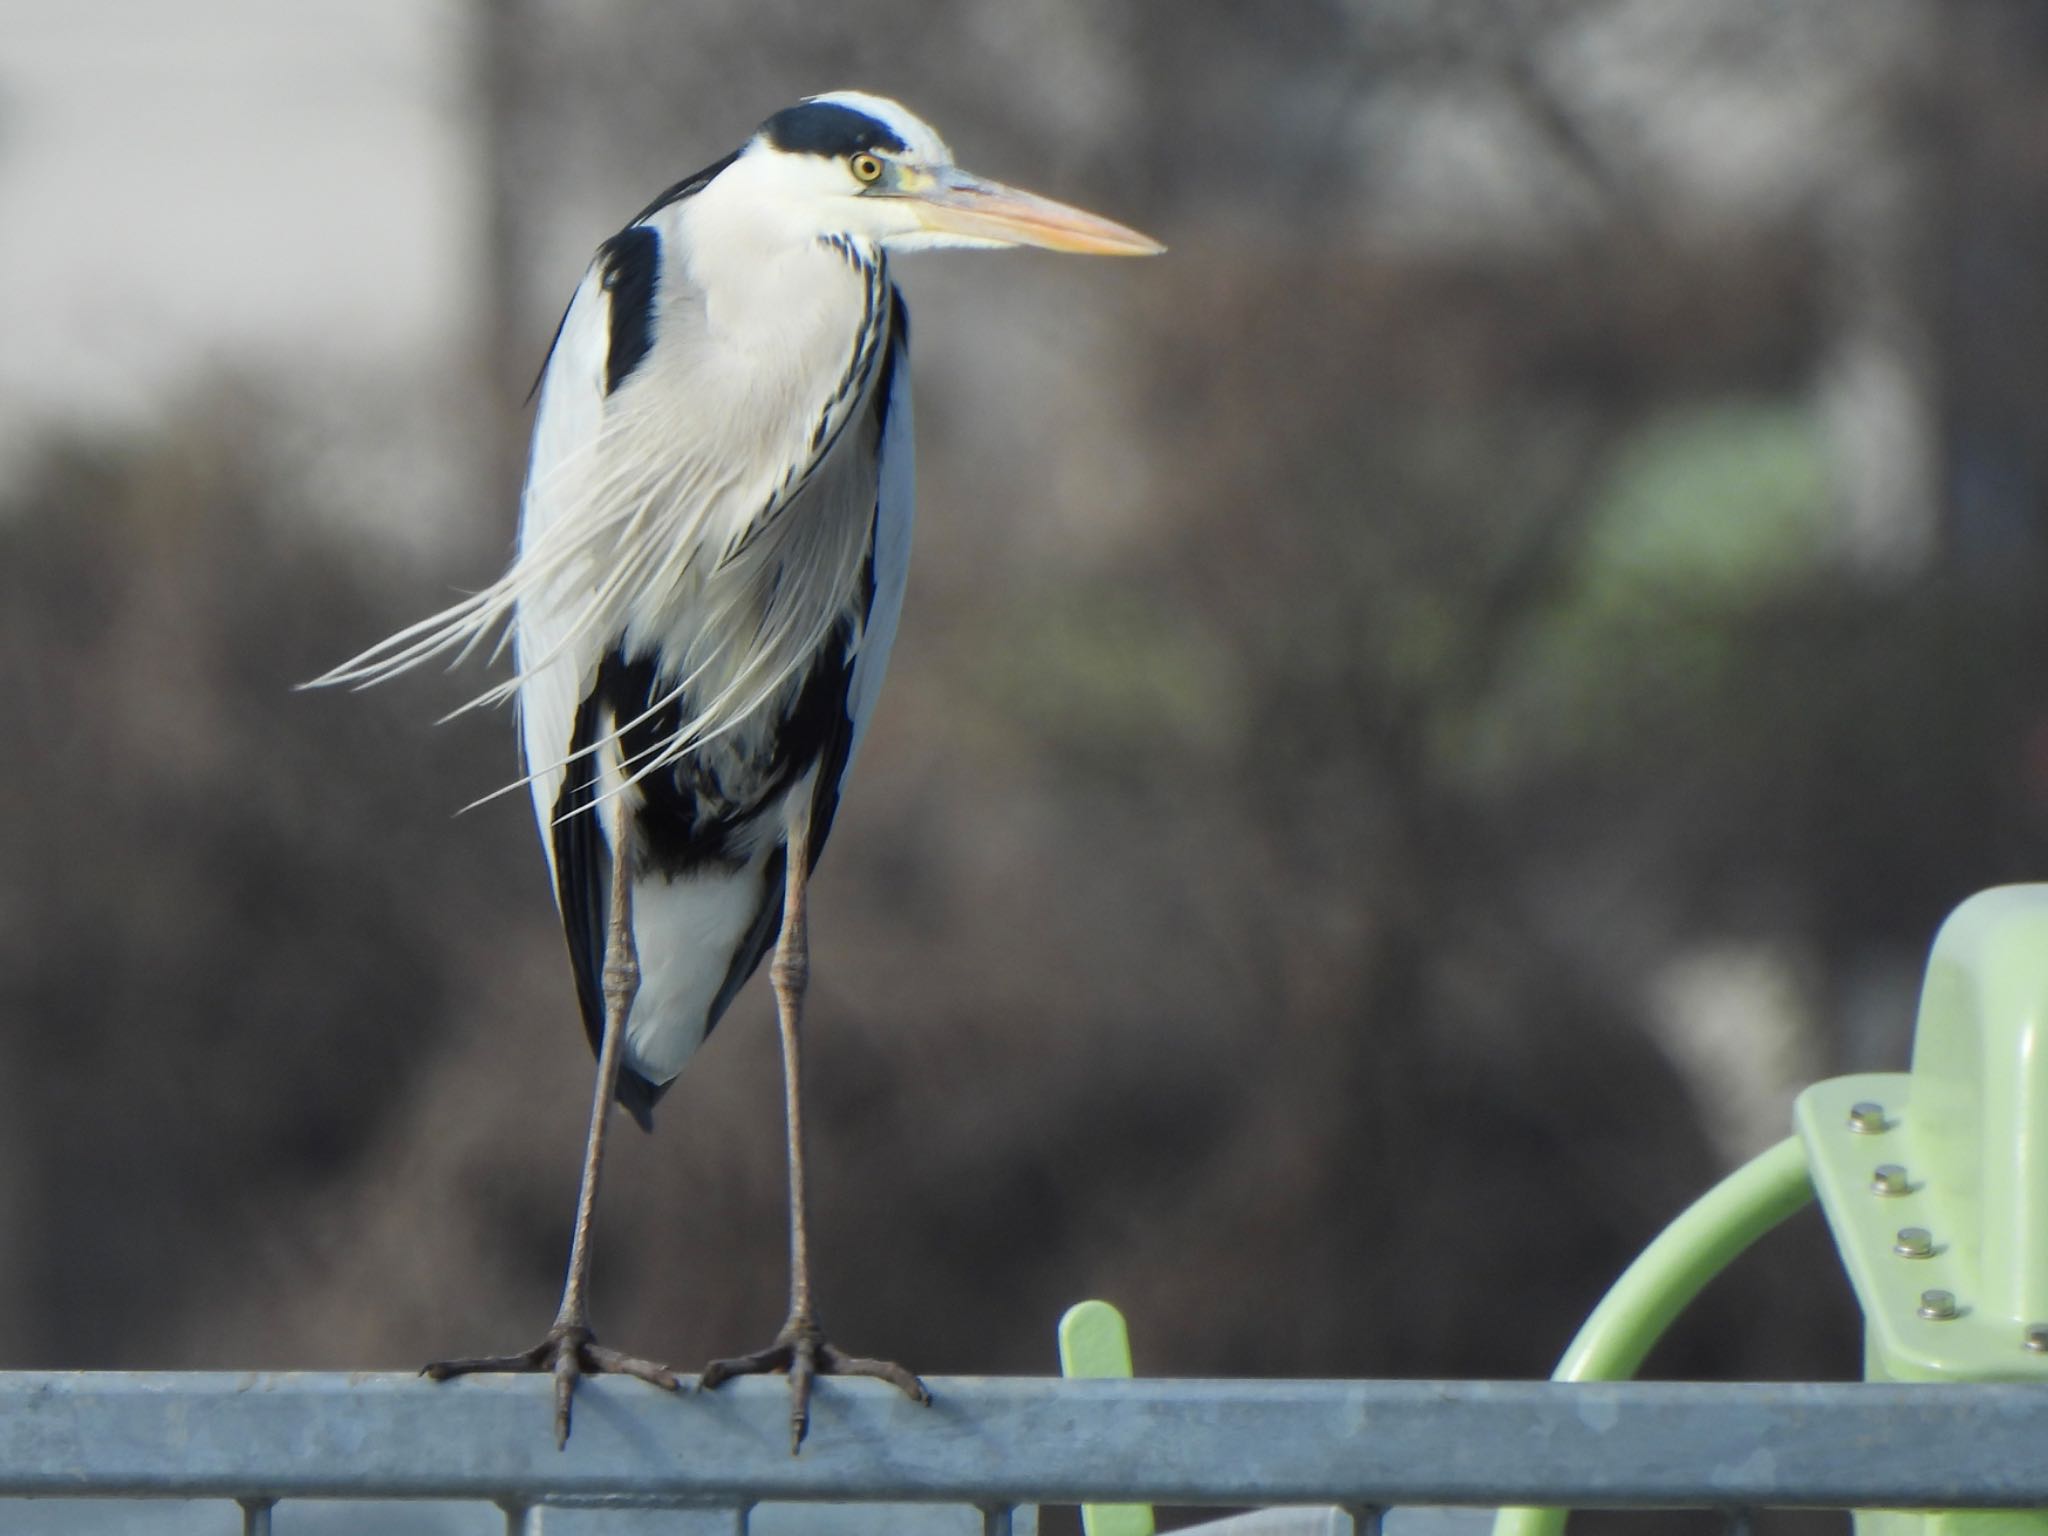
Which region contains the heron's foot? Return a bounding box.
[423,1322,679,1449]
[699,1315,930,1453]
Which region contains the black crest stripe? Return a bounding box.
[597,227,659,395]
[762,101,908,158]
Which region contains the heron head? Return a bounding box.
[741,91,1163,258]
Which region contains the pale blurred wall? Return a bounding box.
[0,1,477,473]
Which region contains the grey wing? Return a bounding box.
[511,254,643,1115]
[518,229,689,1126]
[516,221,680,874]
[515,259,614,874]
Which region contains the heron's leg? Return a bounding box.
[776,811,819,1329]
[424,794,678,1446]
[699,810,930,1452]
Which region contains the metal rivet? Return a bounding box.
[2026,1324,2048,1354]
[1872,1164,1912,1196]
[1893,1227,1934,1258]
[1918,1289,1959,1320]
[1848,1101,1890,1134]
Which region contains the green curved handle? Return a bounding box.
[1492,1135,1814,1536]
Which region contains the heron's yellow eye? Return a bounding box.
[850,153,884,185]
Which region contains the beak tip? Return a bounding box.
[1105,224,1165,257]
[1083,230,1166,258]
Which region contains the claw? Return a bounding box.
[700,1316,928,1452]
[552,1347,580,1449]
[788,1337,816,1453]
[424,1324,679,1448]
[819,1342,933,1405]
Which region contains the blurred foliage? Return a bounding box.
[1584,404,1829,595]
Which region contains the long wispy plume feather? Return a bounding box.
[306,253,890,819]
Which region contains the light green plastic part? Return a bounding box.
[1058,1300,1156,1536]
[1055,890,2048,1536]
[1490,1135,1814,1536]
[1796,885,2048,1536]
[1493,886,2048,1536]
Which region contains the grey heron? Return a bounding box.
[312,91,1160,1450]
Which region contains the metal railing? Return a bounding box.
[6,1370,2048,1533]
[20,892,2048,1532]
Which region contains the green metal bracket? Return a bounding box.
[1497,886,2048,1536]
[1798,886,2048,1382]
[1796,885,2048,1536]
[1056,889,2048,1536]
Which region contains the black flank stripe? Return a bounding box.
[807,291,901,873]
[874,285,908,440]
[576,632,866,1075]
[551,671,660,1131]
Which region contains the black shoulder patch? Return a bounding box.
[597,227,659,395]
[528,151,738,406]
[761,101,908,159]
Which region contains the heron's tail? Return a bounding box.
[615,1068,660,1133]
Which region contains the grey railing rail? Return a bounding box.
[6,1372,2048,1530]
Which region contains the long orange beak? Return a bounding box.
[909,168,1164,256]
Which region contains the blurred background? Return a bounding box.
[4,0,2048,1529]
